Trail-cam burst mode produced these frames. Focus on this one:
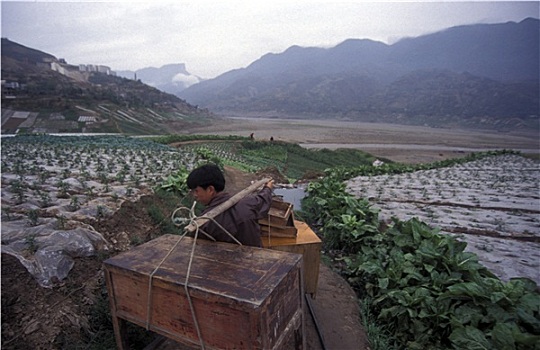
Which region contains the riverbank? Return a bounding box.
[185,116,539,163]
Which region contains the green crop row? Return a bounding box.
[146,134,247,144]
[168,137,380,182]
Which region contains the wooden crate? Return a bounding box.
[103,234,305,350]
[262,199,293,226]
[262,221,321,297]
[260,221,298,238]
[259,199,298,238]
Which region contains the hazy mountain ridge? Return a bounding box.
[387,18,539,81]
[1,38,213,135]
[178,18,539,130]
[116,63,203,95]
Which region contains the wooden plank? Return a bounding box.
[260,224,298,238]
[104,268,129,350]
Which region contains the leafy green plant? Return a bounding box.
[56,215,67,230]
[2,206,13,221]
[301,157,540,350]
[96,205,106,222]
[360,298,399,350]
[158,167,189,196]
[25,233,39,254]
[69,196,80,211]
[57,180,70,199]
[173,138,379,181]
[130,235,143,246]
[38,191,52,208]
[10,180,27,204]
[27,209,40,227]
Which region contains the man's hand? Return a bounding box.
[264,179,274,189]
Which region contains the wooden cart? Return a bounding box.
[103,234,305,350]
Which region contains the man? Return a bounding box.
[186,163,274,247]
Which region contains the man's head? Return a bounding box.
[186,163,225,205]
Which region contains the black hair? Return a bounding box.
[186,163,225,192]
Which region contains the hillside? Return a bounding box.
[1,38,214,135]
[178,18,540,131]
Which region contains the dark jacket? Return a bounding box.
[199,187,273,247]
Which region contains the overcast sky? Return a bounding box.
[1,1,538,79]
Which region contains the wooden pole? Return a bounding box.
[184,177,272,233]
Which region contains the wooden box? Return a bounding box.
[262,221,321,297]
[103,234,305,350]
[259,199,298,238]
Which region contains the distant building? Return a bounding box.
[97,65,110,74]
[78,64,114,75]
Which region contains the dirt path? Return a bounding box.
[222,166,370,350]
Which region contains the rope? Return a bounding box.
[145,232,187,330]
[145,200,243,349]
[266,211,272,247]
[172,201,243,245]
[184,220,205,349]
[172,202,216,242]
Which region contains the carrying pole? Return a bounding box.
[184,177,272,233]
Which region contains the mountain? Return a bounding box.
[178,18,539,130]
[387,17,539,81]
[1,38,213,135]
[116,63,203,95]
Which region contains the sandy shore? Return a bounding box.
[189,117,539,163]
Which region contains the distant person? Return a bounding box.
[250,133,254,140]
[186,163,274,247]
[270,136,274,142]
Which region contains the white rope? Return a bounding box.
[184,220,206,350]
[266,211,272,246]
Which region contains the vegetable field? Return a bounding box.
[301,152,540,349]
[346,154,540,286]
[1,135,197,287]
[2,134,539,350]
[166,137,379,181]
[0,134,376,287]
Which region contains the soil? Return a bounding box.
[2,118,538,350]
